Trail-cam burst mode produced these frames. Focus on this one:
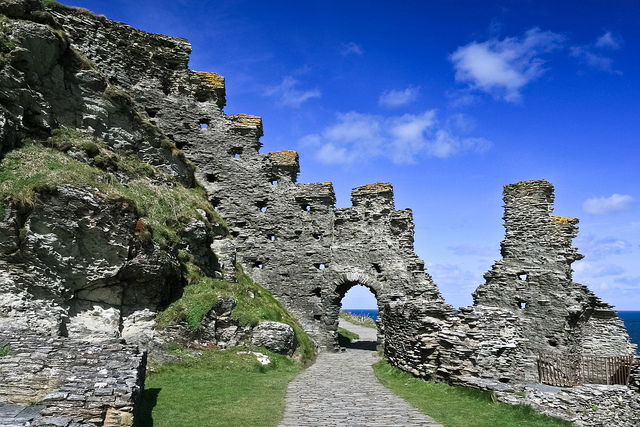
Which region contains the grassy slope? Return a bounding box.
[156,263,316,364]
[0,131,225,246]
[339,310,376,328]
[373,360,572,427]
[137,349,301,427]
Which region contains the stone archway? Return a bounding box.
[324,272,387,350]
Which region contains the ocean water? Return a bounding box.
[345,309,640,353]
[619,311,640,354]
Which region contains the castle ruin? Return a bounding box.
[0,1,638,425]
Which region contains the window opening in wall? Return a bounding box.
[314,263,327,270]
[209,197,221,209]
[518,273,528,281]
[312,287,321,297]
[257,201,268,213]
[312,233,322,240]
[260,206,268,213]
[304,204,312,212]
[270,179,279,186]
[205,173,217,183]
[517,300,528,309]
[372,263,382,273]
[268,234,277,241]
[199,120,209,129]
[230,147,242,158]
[314,314,322,321]
[175,140,187,149]
[254,261,264,269]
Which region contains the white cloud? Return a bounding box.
[265,76,321,107]
[300,110,491,165]
[378,86,420,107]
[573,260,625,278]
[595,31,622,50]
[582,194,634,215]
[449,28,564,102]
[576,235,633,258]
[571,32,623,74]
[340,42,363,56]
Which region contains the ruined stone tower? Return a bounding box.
[384,180,636,385]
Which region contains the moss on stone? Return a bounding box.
[0,14,16,67]
[156,264,316,363]
[0,344,11,357]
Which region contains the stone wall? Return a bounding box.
[496,384,640,427]
[0,329,145,426]
[51,7,447,349]
[384,180,636,386]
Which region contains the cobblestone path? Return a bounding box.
[279,319,441,427]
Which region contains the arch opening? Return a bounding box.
[332,282,381,352]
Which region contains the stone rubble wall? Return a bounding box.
[0,329,145,426]
[51,6,448,350]
[496,384,640,427]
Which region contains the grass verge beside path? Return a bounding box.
[373,360,572,427]
[136,349,301,427]
[339,310,376,328]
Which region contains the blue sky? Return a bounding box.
[69,0,640,310]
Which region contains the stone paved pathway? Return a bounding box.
[279,320,442,427]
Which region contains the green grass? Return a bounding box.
[337,327,359,347]
[373,360,572,427]
[136,348,301,427]
[156,264,316,364]
[339,310,376,328]
[0,344,11,357]
[0,14,16,67]
[0,136,226,246]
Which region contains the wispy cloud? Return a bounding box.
[576,235,633,258]
[340,42,363,56]
[595,31,622,50]
[573,261,625,278]
[582,194,634,215]
[378,86,420,107]
[265,76,321,107]
[571,31,623,74]
[449,28,564,102]
[300,110,491,165]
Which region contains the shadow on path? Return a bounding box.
[345,340,377,351]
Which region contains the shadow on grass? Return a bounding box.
[134,388,161,427]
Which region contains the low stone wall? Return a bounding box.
[0,330,146,426]
[497,384,640,427]
[383,301,530,387]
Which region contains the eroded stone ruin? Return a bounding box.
[0,1,638,425]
